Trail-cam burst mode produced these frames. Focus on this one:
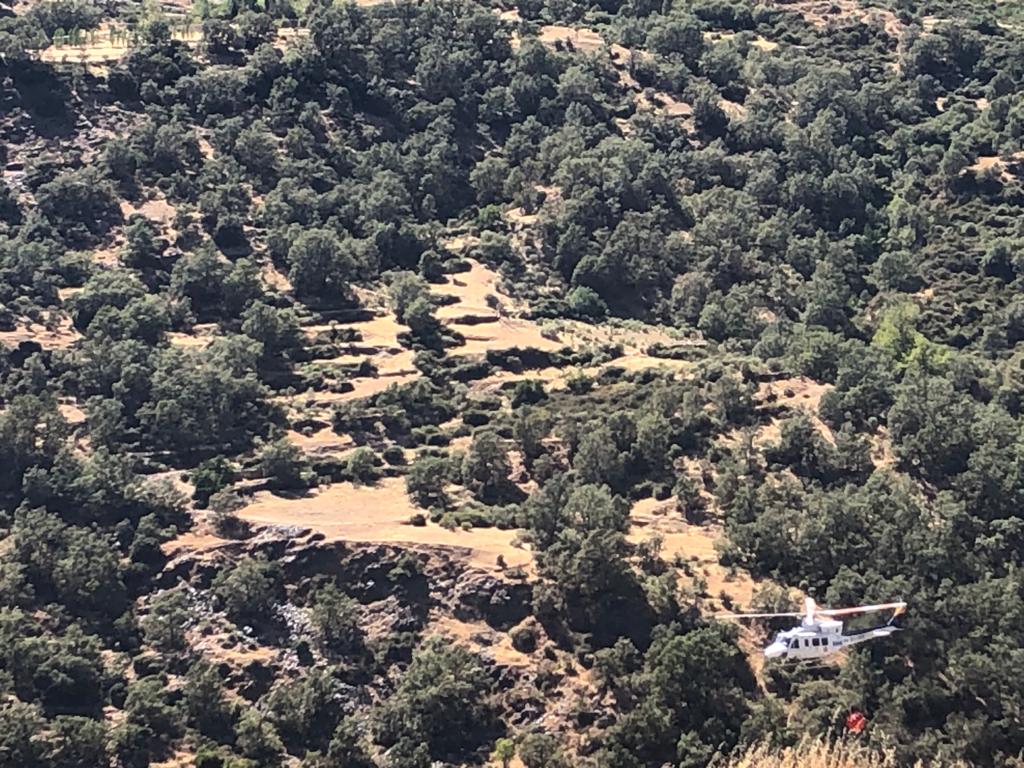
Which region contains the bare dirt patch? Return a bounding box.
[627,497,756,609]
[167,322,218,349]
[967,153,1023,183]
[774,0,904,36]
[0,313,80,350]
[636,89,693,120]
[121,197,176,226]
[437,260,511,321]
[150,751,197,768]
[286,427,354,455]
[261,262,292,293]
[38,25,202,66]
[537,24,605,53]
[468,365,578,396]
[758,376,831,413]
[427,614,534,668]
[750,377,835,446]
[58,400,87,425]
[273,25,309,51]
[235,478,534,572]
[453,318,564,356]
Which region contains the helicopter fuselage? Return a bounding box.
[763,619,900,660]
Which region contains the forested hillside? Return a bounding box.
[1,0,1023,765]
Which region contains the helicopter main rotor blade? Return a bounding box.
[815,601,907,617]
[716,611,806,619]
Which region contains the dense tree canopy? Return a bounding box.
[2,0,1024,764]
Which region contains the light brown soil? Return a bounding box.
[286,427,354,455]
[967,154,1022,183]
[468,365,578,396]
[58,400,87,425]
[758,376,832,413]
[262,262,293,292]
[167,323,218,349]
[627,497,757,609]
[752,377,835,447]
[427,614,534,668]
[149,751,196,768]
[638,90,694,119]
[774,0,904,35]
[869,426,896,469]
[719,98,747,120]
[0,314,80,350]
[234,478,534,572]
[38,25,202,65]
[537,24,605,53]
[453,318,563,356]
[121,197,176,225]
[273,25,309,51]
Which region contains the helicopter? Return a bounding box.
[719,597,907,661]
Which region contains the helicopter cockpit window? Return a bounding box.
[789,638,799,649]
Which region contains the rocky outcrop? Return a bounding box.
[447,571,533,630]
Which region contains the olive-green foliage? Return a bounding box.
[372,637,494,759]
[142,589,191,654]
[462,430,515,503]
[309,583,364,656]
[347,447,379,485]
[264,669,345,755]
[287,228,357,301]
[211,556,284,626]
[3,0,1024,763]
[137,339,273,456]
[258,437,312,490]
[406,454,450,508]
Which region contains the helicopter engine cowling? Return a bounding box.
[764,641,788,658]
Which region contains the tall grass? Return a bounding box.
[726,739,959,768]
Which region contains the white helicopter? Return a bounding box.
[720,597,907,661]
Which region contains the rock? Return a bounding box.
[449,571,532,630]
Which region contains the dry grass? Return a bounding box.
[58,400,87,425]
[436,260,553,346]
[537,24,605,53]
[167,322,218,348]
[436,259,511,320]
[262,262,293,292]
[286,427,354,455]
[427,614,534,668]
[468,365,579,396]
[232,478,534,573]
[627,497,756,608]
[148,750,197,768]
[774,0,904,37]
[38,25,201,65]
[121,197,176,226]
[966,153,1023,183]
[758,376,832,414]
[635,89,694,120]
[452,317,564,356]
[0,313,80,350]
[728,739,946,768]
